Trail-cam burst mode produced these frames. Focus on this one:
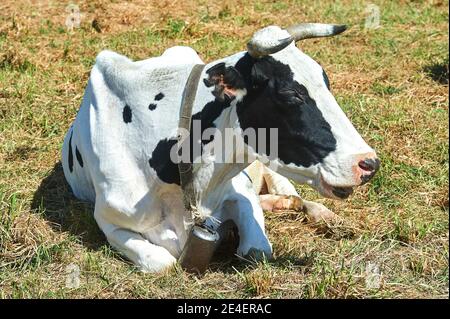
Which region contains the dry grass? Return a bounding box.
[0,0,448,298]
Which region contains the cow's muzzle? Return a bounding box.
[358,157,380,184]
[319,153,380,199]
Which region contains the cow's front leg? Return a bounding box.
[301,200,338,223]
[257,164,338,223]
[219,176,273,261]
[105,227,177,272]
[258,194,337,223]
[94,205,176,273]
[259,194,303,211]
[221,197,273,261]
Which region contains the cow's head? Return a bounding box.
[208,24,380,199]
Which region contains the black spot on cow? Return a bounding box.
[123,105,132,123]
[322,69,331,90]
[192,98,233,144]
[68,131,74,173]
[148,93,164,111]
[233,53,336,167]
[149,138,180,185]
[75,146,84,167]
[149,96,234,185]
[155,92,165,101]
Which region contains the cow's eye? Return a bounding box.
[277,88,305,106]
[293,90,306,103]
[292,95,305,106]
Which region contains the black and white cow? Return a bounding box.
[62,24,379,272]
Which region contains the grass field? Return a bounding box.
[0,0,448,298]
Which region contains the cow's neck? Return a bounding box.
[189,53,251,217]
[191,103,250,218]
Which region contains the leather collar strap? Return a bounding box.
[177,64,206,225]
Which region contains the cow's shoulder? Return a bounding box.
[95,49,132,70]
[91,49,202,101]
[160,46,203,64]
[94,47,202,78]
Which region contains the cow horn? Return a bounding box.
[285,23,347,41]
[247,27,294,58]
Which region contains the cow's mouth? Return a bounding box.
[331,186,354,199]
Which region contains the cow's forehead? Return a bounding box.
[273,45,324,85]
[256,26,325,79]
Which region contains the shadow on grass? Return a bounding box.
[31,162,107,250]
[208,223,314,274]
[208,253,314,274]
[423,57,449,85]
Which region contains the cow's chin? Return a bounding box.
[266,160,355,200]
[274,164,354,200]
[317,175,354,200]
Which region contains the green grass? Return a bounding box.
[0,0,448,298]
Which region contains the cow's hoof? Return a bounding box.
[302,200,339,223]
[138,251,177,273]
[244,248,273,262]
[259,194,303,212]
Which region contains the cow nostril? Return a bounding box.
[358,158,380,173]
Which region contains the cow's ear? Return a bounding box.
[204,63,246,101]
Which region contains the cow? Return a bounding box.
[62,23,380,272]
